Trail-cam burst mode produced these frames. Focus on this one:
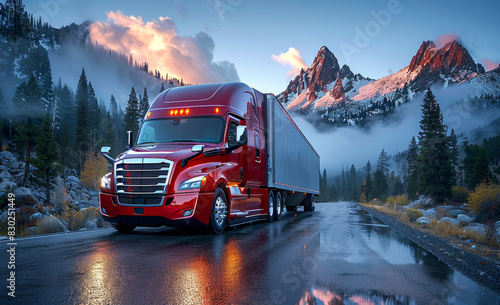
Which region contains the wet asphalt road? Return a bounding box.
[2,202,500,305]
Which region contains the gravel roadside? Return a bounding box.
[359,204,500,295]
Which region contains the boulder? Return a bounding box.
[494,220,500,231]
[0,170,13,182]
[457,214,473,226]
[85,219,98,229]
[424,208,437,218]
[37,216,68,233]
[448,209,465,218]
[0,151,15,163]
[13,187,38,204]
[0,181,17,192]
[463,225,487,236]
[29,212,45,222]
[436,205,455,212]
[439,217,459,227]
[79,200,98,208]
[69,190,79,201]
[27,226,37,236]
[66,176,81,189]
[417,216,431,224]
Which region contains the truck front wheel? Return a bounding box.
[210,187,228,234]
[111,223,136,233]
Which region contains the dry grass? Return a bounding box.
[429,219,462,238]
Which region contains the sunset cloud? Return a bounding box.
[435,32,460,48]
[272,47,308,78]
[89,11,239,85]
[483,58,500,71]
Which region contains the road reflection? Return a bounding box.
[298,288,416,305]
[74,241,119,304]
[166,237,245,304]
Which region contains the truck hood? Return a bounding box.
[116,143,219,163]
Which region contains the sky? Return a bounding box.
[25,0,500,94]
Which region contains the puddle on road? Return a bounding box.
[347,205,500,305]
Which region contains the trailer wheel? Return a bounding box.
[303,194,315,212]
[286,205,297,212]
[111,223,136,233]
[274,191,282,220]
[267,191,275,222]
[210,187,228,234]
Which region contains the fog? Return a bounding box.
[292,85,500,175]
[48,45,165,108]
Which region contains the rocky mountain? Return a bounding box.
[281,46,370,111]
[280,40,500,126]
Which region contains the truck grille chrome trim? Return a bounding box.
[114,158,174,206]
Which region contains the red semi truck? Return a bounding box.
[99,82,319,233]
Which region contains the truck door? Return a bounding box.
[225,116,247,215]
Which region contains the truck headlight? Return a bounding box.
[178,176,207,190]
[101,173,112,190]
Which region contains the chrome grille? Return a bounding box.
[115,158,174,205]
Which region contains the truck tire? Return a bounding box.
[303,194,315,212]
[274,191,282,221]
[286,205,297,212]
[111,223,136,233]
[267,191,275,222]
[210,187,228,234]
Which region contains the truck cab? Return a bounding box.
[99,82,319,233]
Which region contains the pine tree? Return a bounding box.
[75,68,90,171]
[109,94,118,119]
[138,87,149,124]
[320,169,328,202]
[123,87,139,141]
[33,116,57,204]
[463,143,490,189]
[406,136,419,200]
[88,81,99,152]
[372,169,388,200]
[377,149,389,177]
[416,89,455,202]
[12,75,45,186]
[159,82,165,94]
[18,45,53,109]
[449,129,459,168]
[59,124,73,175]
[350,164,359,201]
[57,84,75,139]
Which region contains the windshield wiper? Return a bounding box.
[171,140,197,142]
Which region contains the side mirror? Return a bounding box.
[126,130,133,149]
[100,146,114,164]
[192,145,204,153]
[236,126,247,145]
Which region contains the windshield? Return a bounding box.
[137,117,225,144]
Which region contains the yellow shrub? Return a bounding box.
[59,207,101,231]
[81,153,109,190]
[468,184,500,214]
[386,196,396,204]
[360,193,367,203]
[452,186,468,203]
[395,195,409,205]
[405,208,423,223]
